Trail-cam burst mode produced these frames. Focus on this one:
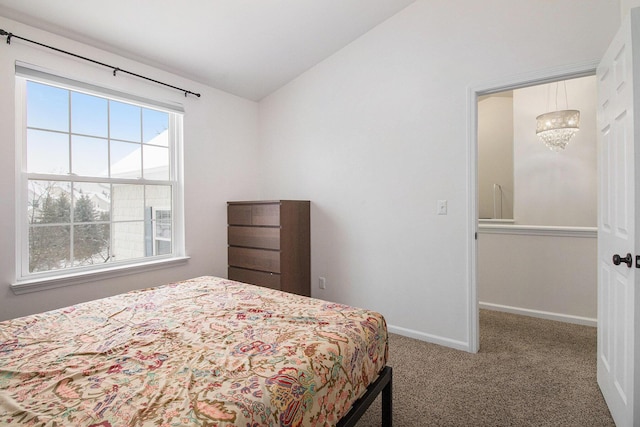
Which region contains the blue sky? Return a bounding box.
[26,80,169,176]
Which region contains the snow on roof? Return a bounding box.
[108,130,169,179]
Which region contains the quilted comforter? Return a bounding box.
[0,276,388,426]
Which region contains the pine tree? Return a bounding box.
[74,194,96,222]
[29,192,71,272]
[73,194,109,265]
[55,193,71,223]
[30,189,111,271]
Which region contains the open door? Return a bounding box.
[596,7,640,427]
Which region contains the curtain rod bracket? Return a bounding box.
[0,30,12,44]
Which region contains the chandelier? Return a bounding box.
[535,81,580,151]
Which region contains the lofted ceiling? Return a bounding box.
[0,0,416,101]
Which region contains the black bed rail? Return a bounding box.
[337,366,393,427]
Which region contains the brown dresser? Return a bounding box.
[227,200,310,296]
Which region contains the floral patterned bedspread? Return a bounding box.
[0,276,388,426]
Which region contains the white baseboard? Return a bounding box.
[387,304,596,354]
[387,324,471,352]
[479,302,597,327]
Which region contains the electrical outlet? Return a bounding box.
[437,200,448,215]
[318,277,326,290]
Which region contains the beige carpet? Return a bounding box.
[355,309,614,426]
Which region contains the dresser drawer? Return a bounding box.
[229,267,281,290]
[228,204,280,226]
[228,226,280,250]
[228,205,252,225]
[251,204,279,226]
[228,247,280,273]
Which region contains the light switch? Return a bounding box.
[437,200,448,215]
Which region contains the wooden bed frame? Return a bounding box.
[337,366,393,427]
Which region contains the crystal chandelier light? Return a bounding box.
[535,82,580,151]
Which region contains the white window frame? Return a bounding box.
[12,66,187,294]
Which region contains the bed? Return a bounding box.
[0,276,391,426]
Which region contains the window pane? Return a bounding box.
[20,75,180,279]
[28,180,71,225]
[143,108,169,145]
[73,182,111,221]
[110,101,141,142]
[110,140,141,179]
[146,185,172,255]
[112,221,145,261]
[155,211,171,240]
[143,145,169,180]
[72,135,108,177]
[29,225,70,272]
[27,81,69,132]
[112,184,144,221]
[27,129,69,174]
[145,185,171,211]
[71,92,108,137]
[73,224,110,266]
[156,240,171,255]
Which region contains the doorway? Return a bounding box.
[467,63,599,352]
[477,75,598,329]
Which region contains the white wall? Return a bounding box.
[0,16,261,321]
[0,1,623,349]
[258,0,619,350]
[478,95,514,220]
[513,77,598,226]
[478,230,597,324]
[478,75,598,226]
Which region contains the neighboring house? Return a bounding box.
[108,129,172,261]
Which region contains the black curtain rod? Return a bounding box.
[0,28,201,98]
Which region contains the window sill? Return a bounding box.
[11,256,190,295]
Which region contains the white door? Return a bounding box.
[597,7,640,427]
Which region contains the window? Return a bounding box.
[16,67,185,286]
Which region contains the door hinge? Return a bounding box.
[636,255,640,268]
[475,232,478,240]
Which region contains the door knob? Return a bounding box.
[612,253,633,268]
